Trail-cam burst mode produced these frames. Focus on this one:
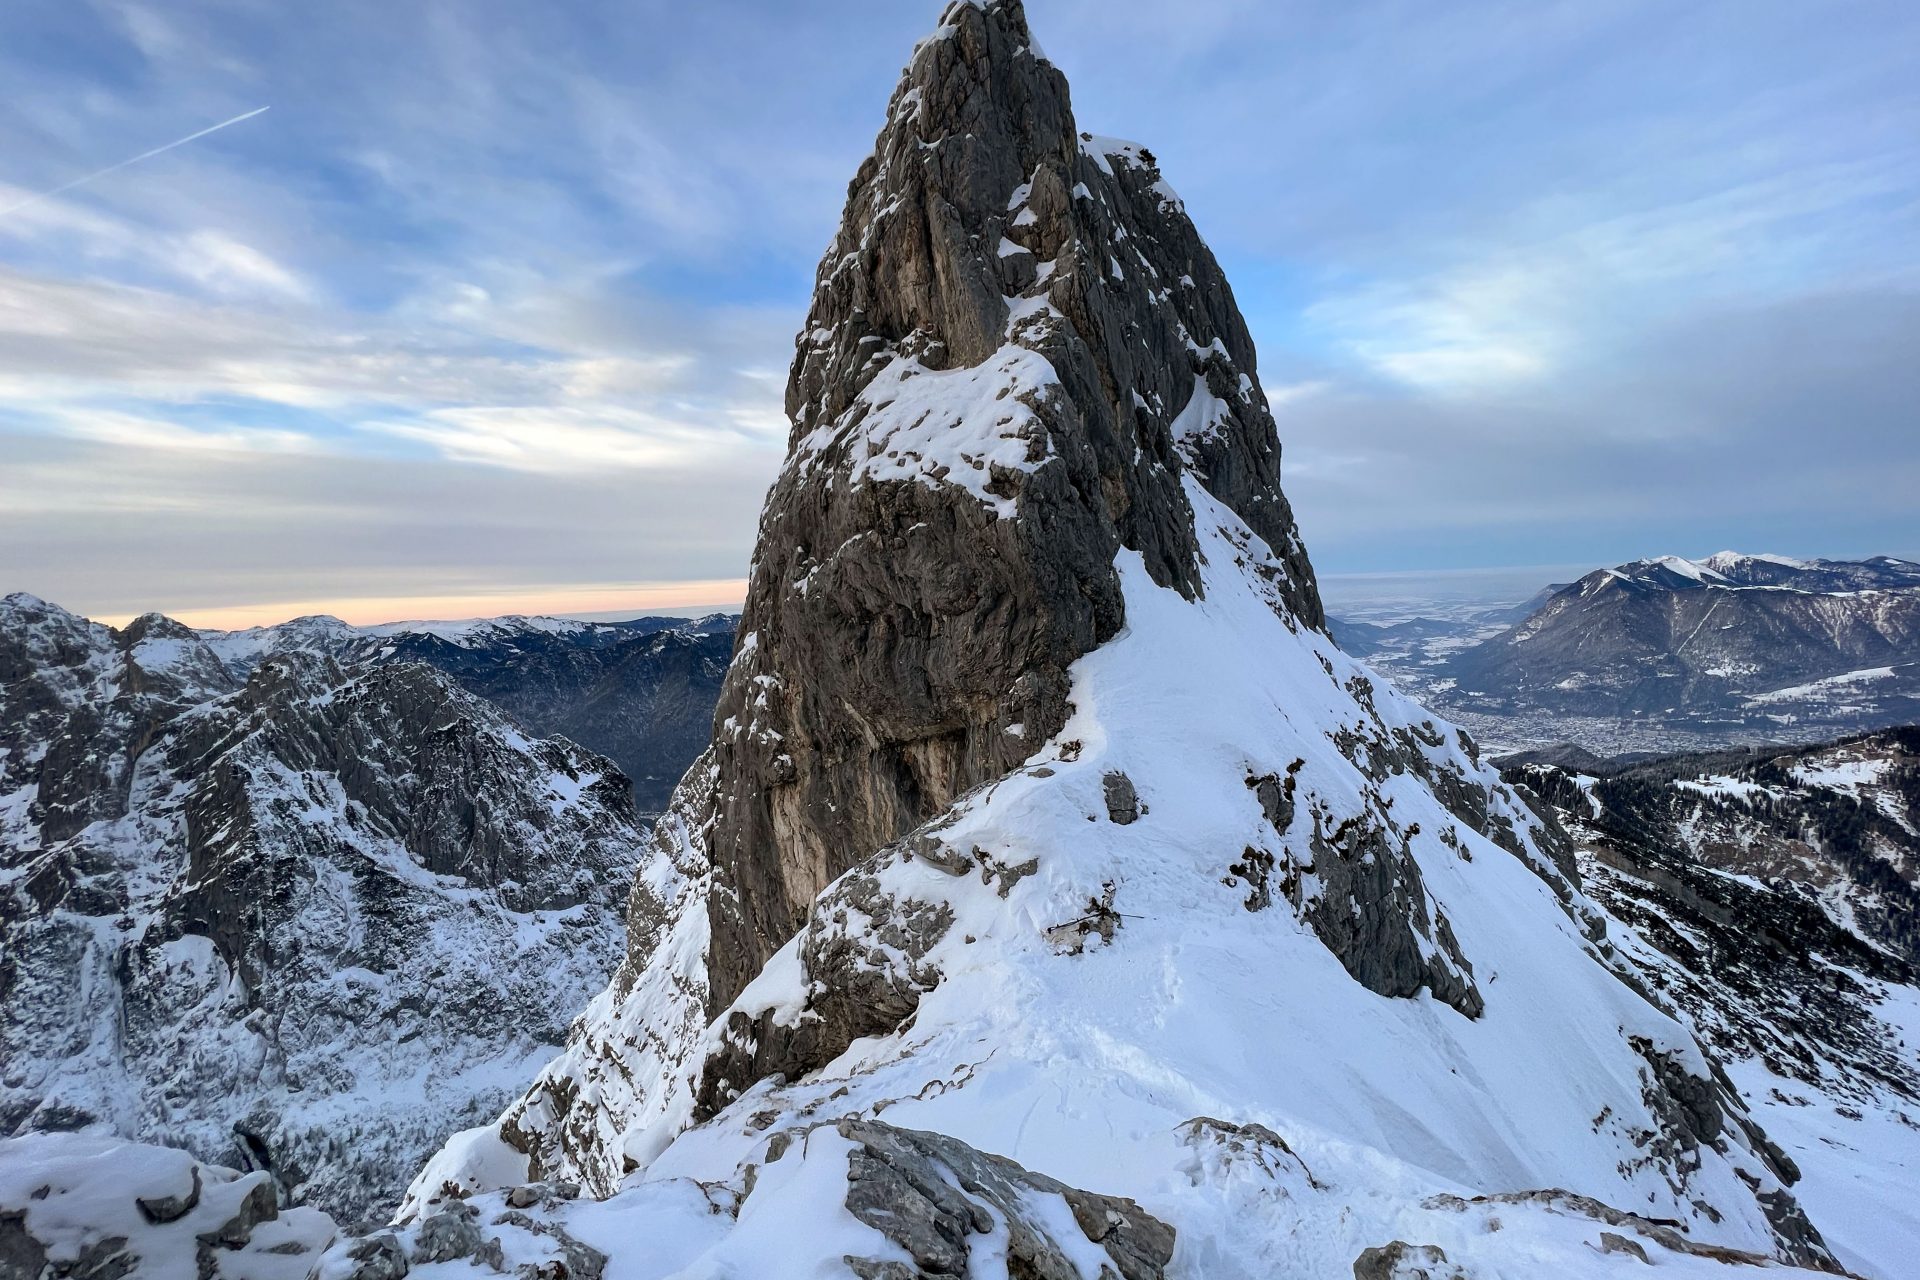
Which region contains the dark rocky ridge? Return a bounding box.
[407,626,732,813]
[197,610,736,812]
[696,0,1322,1012]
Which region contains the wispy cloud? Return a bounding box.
[0,0,1916,618]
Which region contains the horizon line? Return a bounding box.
[74,578,750,632]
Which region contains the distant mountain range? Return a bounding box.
[0,592,650,1220]
[1336,553,1920,755]
[196,610,736,811]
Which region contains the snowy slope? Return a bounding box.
[380,4,1856,1276]
[396,482,1839,1277]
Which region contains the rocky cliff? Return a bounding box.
[0,593,645,1223]
[687,0,1322,1012]
[399,5,1855,1276]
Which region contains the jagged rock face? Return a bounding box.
[697,0,1323,1009]
[1,598,644,1222]
[1,596,238,850]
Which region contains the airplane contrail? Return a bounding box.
[0,105,271,220]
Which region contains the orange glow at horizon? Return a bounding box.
[91,579,750,631]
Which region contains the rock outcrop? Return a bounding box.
[0,1132,338,1280]
[695,0,1321,1010]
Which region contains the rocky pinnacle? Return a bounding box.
[698,0,1323,1009]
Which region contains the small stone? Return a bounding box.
[411,1210,484,1263]
[195,1176,277,1249]
[136,1166,203,1225]
[1103,772,1141,824]
[1353,1241,1461,1280]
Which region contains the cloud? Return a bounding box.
[0,0,1915,622]
[1273,287,1920,569]
[0,427,778,620]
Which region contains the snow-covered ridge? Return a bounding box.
[196,609,735,674]
[1596,552,1920,595]
[1510,731,1920,1276]
[2,595,649,1221]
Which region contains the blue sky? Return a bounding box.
[1,0,1916,625]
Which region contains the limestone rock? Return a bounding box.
[834,1119,1174,1280]
[689,0,1321,1014]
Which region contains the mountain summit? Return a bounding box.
[387,4,1846,1274]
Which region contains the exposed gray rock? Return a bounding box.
[410,1207,483,1264]
[1352,1241,1463,1280]
[695,848,955,1119]
[194,1176,277,1249]
[1102,771,1140,824]
[343,1233,410,1280]
[684,0,1321,1015]
[1295,807,1483,1018]
[832,1119,1174,1280]
[0,1209,48,1280]
[135,1166,201,1225]
[1177,1116,1322,1190]
[1597,1231,1649,1263]
[58,1234,136,1280]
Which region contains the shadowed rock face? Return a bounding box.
[696,0,1322,1012]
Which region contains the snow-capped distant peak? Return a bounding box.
[1703,550,1813,574]
[1648,554,1728,583]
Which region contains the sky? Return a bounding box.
[1,0,1916,628]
